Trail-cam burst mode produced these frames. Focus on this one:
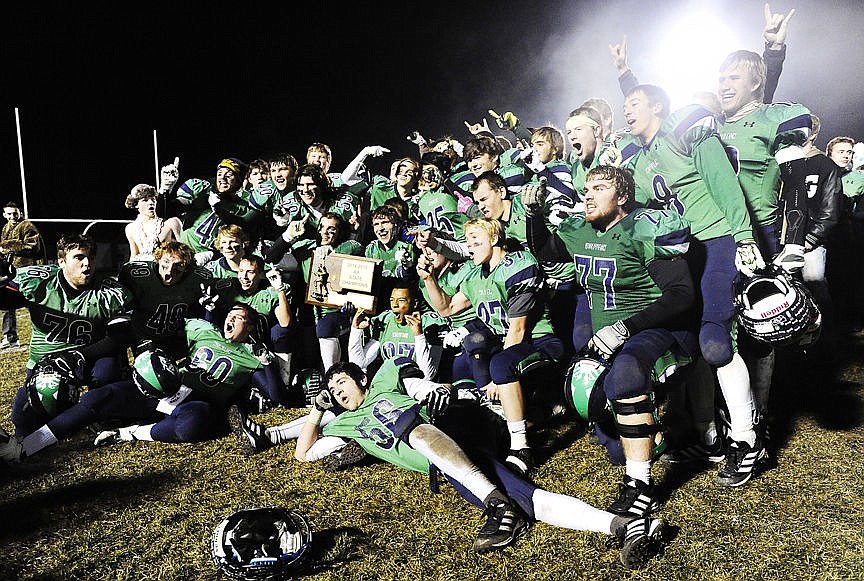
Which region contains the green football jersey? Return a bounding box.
[554,208,691,329]
[417,188,469,242]
[272,192,356,232]
[500,195,575,282]
[717,102,811,227]
[182,318,263,406]
[249,179,285,215]
[322,357,431,474]
[368,310,447,361]
[217,278,281,341]
[841,170,864,200]
[621,105,753,243]
[13,265,131,368]
[456,250,555,339]
[364,239,417,277]
[176,179,259,253]
[204,257,240,279]
[118,261,212,342]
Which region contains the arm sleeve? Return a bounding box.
[526,214,572,263]
[762,43,786,104]
[618,69,639,96]
[622,257,694,334]
[411,334,438,381]
[348,327,380,371]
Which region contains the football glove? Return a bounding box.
[363,145,390,158]
[314,389,334,412]
[773,244,806,273]
[251,340,275,366]
[518,147,545,174]
[194,251,214,267]
[207,191,221,207]
[521,178,548,216]
[587,320,630,359]
[266,267,290,294]
[488,109,519,130]
[734,240,766,277]
[442,326,470,349]
[199,283,218,312]
[423,384,453,418]
[272,204,291,228]
[407,131,427,147]
[158,157,180,195]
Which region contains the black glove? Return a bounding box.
[314,389,334,412]
[423,384,453,418]
[0,253,15,285]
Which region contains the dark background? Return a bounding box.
[2,0,862,255]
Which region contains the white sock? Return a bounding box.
[319,337,341,371]
[507,420,528,450]
[22,425,58,457]
[715,353,756,446]
[123,424,155,442]
[625,459,652,485]
[266,411,336,444]
[532,489,616,534]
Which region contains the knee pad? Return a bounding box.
[699,322,733,367]
[603,353,651,401]
[462,319,501,357]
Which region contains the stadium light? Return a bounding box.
[650,8,743,111]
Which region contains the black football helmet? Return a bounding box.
[211,507,312,580]
[132,349,181,398]
[24,355,82,420]
[734,267,821,348]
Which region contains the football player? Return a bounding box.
[364,205,417,278]
[347,285,446,381]
[203,224,255,279]
[170,157,263,257]
[619,84,766,487]
[291,357,673,568]
[117,240,212,358]
[418,218,563,477]
[0,233,132,437]
[518,126,577,220]
[525,165,696,516]
[0,304,282,460]
[446,135,528,199]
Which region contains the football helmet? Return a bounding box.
[563,355,610,422]
[211,506,312,580]
[132,349,181,398]
[734,267,822,348]
[24,356,81,420]
[291,369,324,406]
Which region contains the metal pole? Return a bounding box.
[153,129,160,187]
[15,108,28,218]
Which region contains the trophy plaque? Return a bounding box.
[306,251,383,312]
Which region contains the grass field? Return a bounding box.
[1,311,862,581]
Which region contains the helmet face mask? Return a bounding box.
[211,507,312,580]
[291,369,324,406]
[735,269,822,349]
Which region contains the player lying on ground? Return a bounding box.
[289,357,675,568]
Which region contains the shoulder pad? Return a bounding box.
[631,209,691,257]
[666,105,718,153]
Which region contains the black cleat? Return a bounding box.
[227,404,273,456]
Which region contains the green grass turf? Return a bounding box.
[0,311,862,580]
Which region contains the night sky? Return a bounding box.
[2,1,862,251]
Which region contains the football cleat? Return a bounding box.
[608,475,660,517]
[659,438,725,464]
[473,495,528,553]
[504,447,534,478]
[615,517,673,569]
[321,439,368,472]
[715,438,766,487]
[94,429,123,447]
[0,425,23,463]
[227,405,273,456]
